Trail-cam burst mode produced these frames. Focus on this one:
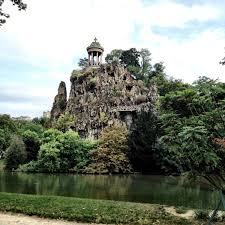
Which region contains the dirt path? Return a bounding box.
[0,212,106,225]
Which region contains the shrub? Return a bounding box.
[18,160,39,172]
[4,136,27,170]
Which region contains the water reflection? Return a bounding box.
[0,172,219,209]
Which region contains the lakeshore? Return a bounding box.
[0,192,224,225]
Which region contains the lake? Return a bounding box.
[0,172,219,209]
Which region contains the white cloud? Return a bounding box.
[1,0,225,116]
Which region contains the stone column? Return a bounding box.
[91,52,94,66]
[88,53,90,65]
[100,54,102,64]
[96,52,99,65]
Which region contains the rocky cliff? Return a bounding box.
[51,81,67,120]
[51,64,157,138]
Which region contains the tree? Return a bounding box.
[143,62,166,89]
[0,114,17,157]
[85,125,132,174]
[139,48,152,79]
[0,129,7,158]
[36,141,60,173]
[105,49,123,64]
[128,111,160,173]
[57,131,97,172]
[22,130,41,162]
[120,48,140,69]
[42,128,63,144]
[4,135,27,170]
[78,57,88,69]
[54,112,76,132]
[0,0,27,27]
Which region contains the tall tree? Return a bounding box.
[139,48,152,79]
[120,48,140,68]
[105,49,123,64]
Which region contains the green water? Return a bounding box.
[0,172,219,209]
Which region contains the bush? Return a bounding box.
[18,161,39,172]
[4,136,27,170]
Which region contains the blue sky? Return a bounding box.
[1,0,225,117]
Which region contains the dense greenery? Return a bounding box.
[1,47,225,183]
[4,135,27,170]
[2,75,225,181]
[85,125,132,174]
[0,192,214,225]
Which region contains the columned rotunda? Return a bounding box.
[87,38,104,67]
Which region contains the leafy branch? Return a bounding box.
[0,0,27,27]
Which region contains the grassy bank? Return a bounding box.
[0,192,217,225]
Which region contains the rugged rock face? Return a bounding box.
[64,63,158,139]
[51,81,67,120]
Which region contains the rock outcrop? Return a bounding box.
[51,81,67,120]
[63,63,157,138]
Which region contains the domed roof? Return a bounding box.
[87,38,104,52]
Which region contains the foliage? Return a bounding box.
[42,128,62,144]
[120,48,140,69]
[158,76,225,188]
[128,111,161,173]
[0,0,27,26]
[78,57,88,69]
[57,131,97,172]
[0,114,17,156]
[54,112,76,132]
[85,124,132,174]
[33,116,51,128]
[22,130,41,162]
[139,48,152,79]
[17,120,44,137]
[0,129,7,158]
[24,129,97,173]
[36,141,61,173]
[105,49,123,64]
[4,135,27,170]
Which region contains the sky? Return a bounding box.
[1,0,225,117]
